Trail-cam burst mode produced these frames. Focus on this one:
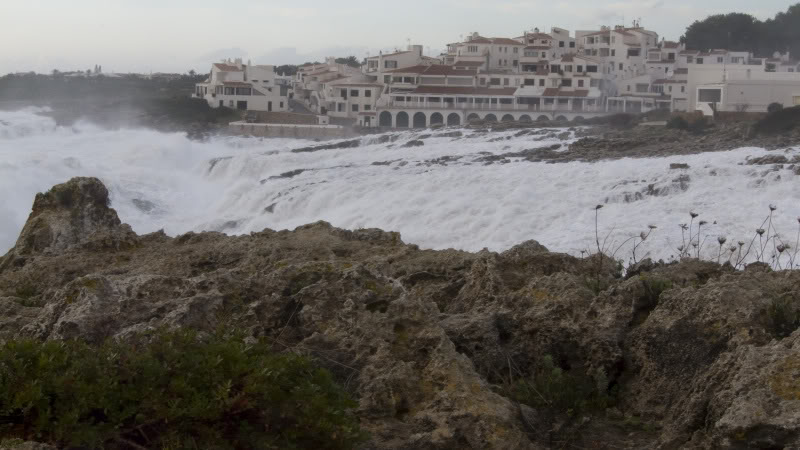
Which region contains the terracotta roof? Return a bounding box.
[411,86,517,96]
[527,32,553,40]
[491,37,525,45]
[466,36,493,44]
[525,46,550,50]
[452,61,484,67]
[329,82,382,87]
[541,88,589,97]
[214,63,242,71]
[662,41,680,49]
[222,81,251,87]
[381,50,412,57]
[385,65,477,76]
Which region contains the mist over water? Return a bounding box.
[2,107,799,263]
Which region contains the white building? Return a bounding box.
[194,59,289,112]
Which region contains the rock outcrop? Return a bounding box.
[1,178,798,449]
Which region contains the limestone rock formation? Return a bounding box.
[1,178,798,449]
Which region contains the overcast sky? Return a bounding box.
[0,0,792,75]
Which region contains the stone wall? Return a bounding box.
[228,122,358,140]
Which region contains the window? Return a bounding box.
[611,50,616,57]
[550,64,560,73]
[586,65,598,73]
[576,65,583,73]
[224,87,235,95]
[590,79,600,87]
[337,103,344,112]
[539,79,545,86]
[468,45,478,53]
[513,60,518,67]
[513,47,518,53]
[364,105,371,111]
[627,85,631,91]
[541,52,546,58]
[578,79,584,87]
[565,65,573,72]
[696,58,704,64]
[340,89,347,99]
[489,78,501,85]
[668,86,673,92]
[503,78,509,86]
[480,78,486,85]
[561,79,572,87]
[635,84,649,93]
[384,75,391,83]
[352,104,359,112]
[559,41,565,48]
[698,88,722,102]
[619,63,623,70]
[668,53,675,61]
[687,56,694,63]
[365,90,371,97]
[280,102,284,108]
[681,86,685,93]
[569,42,575,48]
[384,60,397,69]
[350,89,359,97]
[717,57,724,63]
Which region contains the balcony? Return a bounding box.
[383,98,603,113]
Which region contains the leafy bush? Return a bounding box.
[0,329,364,449]
[687,116,712,133]
[754,106,800,135]
[767,102,784,114]
[507,355,615,416]
[666,116,689,130]
[607,113,637,129]
[765,296,800,339]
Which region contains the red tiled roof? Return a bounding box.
[385,65,477,76]
[527,32,553,40]
[466,36,493,44]
[662,41,680,49]
[214,63,242,71]
[525,46,550,50]
[541,88,589,97]
[452,61,484,67]
[491,37,525,45]
[411,86,517,96]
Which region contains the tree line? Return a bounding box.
[682,3,800,58]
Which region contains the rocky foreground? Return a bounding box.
[1,178,799,449]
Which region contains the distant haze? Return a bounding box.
[0,0,789,75]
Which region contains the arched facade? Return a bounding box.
[447,113,461,126]
[396,111,410,128]
[484,114,498,122]
[501,114,515,122]
[537,115,550,122]
[430,112,444,126]
[519,115,532,122]
[379,111,392,127]
[413,112,427,128]
[467,113,480,122]
[555,115,568,121]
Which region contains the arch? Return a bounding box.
[447,113,461,126]
[572,116,586,124]
[537,115,550,122]
[501,114,515,122]
[555,115,568,122]
[467,113,481,123]
[484,114,498,122]
[430,112,444,126]
[413,112,427,128]
[519,114,532,123]
[396,111,410,128]
[379,111,393,127]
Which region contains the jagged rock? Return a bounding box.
[1,178,799,449]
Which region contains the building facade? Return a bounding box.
[194,59,289,112]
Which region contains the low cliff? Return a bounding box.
[1,178,798,449]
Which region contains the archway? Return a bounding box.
[484,114,498,122]
[501,114,515,122]
[379,111,392,127]
[447,113,461,126]
[537,115,550,122]
[573,116,586,124]
[467,113,480,123]
[396,111,410,128]
[413,112,427,128]
[430,112,444,126]
[519,115,532,123]
[555,115,567,122]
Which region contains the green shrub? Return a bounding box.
[666,116,689,130]
[767,102,784,114]
[0,329,364,449]
[765,296,800,339]
[754,106,800,135]
[507,355,615,417]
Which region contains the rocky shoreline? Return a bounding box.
[1,178,798,449]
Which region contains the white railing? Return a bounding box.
[383,100,603,113]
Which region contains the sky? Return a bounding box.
[0,0,793,75]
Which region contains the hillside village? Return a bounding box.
[195,23,800,130]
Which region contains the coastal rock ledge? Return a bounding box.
[1,177,798,449]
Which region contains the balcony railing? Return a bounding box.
[384,99,603,113]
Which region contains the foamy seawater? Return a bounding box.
[2,107,799,265]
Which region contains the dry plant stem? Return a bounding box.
[792,224,800,268]
[739,215,770,267]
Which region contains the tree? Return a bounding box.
[335,56,361,68]
[276,64,299,76]
[188,69,196,77]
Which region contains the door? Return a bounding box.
[268,101,272,112]
[236,101,248,111]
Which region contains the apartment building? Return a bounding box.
[194,59,289,112]
[293,58,362,114]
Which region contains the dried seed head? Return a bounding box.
[729,246,737,253]
[738,241,745,247]
[640,231,648,241]
[777,244,787,253]
[692,243,698,248]
[769,204,777,211]
[648,224,657,230]
[595,204,604,210]
[678,245,684,251]
[718,237,727,245]
[699,220,708,226]
[690,212,699,218]
[757,228,766,236]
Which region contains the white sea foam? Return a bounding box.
[1,107,799,265]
